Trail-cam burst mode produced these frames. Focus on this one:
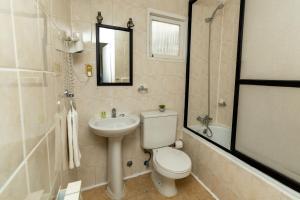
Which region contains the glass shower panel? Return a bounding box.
[185,0,240,150]
[240,0,300,80]
[236,85,300,183]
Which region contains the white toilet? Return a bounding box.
[141,110,192,197]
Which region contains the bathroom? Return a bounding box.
[1,0,300,199]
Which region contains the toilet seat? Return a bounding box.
[153,147,191,179]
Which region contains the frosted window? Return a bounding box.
[236,85,300,183]
[151,21,180,57]
[241,0,300,80]
[148,10,186,60]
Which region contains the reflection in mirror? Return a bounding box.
[96,24,132,86]
[185,0,240,150]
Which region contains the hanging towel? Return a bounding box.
[54,112,62,171]
[54,106,69,171]
[67,104,81,169]
[67,110,74,169]
[72,109,81,167]
[61,107,69,170]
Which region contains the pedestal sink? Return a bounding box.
[88,114,140,199]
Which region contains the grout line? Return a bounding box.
[25,125,56,162]
[191,173,220,200]
[0,125,56,194]
[123,170,152,180]
[46,136,52,191]
[9,0,31,194]
[81,182,108,192]
[80,170,152,192]
[0,67,57,75]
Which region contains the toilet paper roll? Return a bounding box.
[175,140,183,149]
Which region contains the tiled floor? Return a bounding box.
[82,173,214,200]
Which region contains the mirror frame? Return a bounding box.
[96,23,133,86]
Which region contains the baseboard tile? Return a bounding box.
[81,170,218,200]
[124,170,152,180]
[191,172,220,200]
[81,170,152,192]
[81,182,108,192]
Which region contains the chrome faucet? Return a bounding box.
[111,108,116,118]
[197,115,212,126]
[197,115,213,137]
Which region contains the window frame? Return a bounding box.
[147,8,187,62]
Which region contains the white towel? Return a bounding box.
[67,110,74,169]
[72,109,81,167]
[61,107,69,170]
[67,105,81,169]
[54,107,69,171]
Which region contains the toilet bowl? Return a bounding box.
[151,147,192,197]
[140,110,192,197]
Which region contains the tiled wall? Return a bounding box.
[187,0,239,128]
[0,0,70,199]
[183,130,299,200]
[63,0,188,189]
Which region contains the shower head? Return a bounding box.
[205,3,224,23]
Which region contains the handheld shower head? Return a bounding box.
[205,3,224,23]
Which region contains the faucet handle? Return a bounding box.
[111,108,117,118]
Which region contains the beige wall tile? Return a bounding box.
[0,0,70,198]
[0,166,28,200]
[47,129,59,188]
[77,167,96,188]
[51,0,71,28]
[27,139,51,197]
[67,0,188,188]
[44,73,56,131]
[0,11,16,68]
[20,72,47,153]
[0,71,23,186]
[183,131,296,200]
[13,0,49,70]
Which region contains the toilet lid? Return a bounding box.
[154,147,191,173]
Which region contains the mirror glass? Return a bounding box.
[96,25,132,85]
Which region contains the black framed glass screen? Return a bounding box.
[184,0,240,151]
[96,24,133,86]
[232,0,300,192]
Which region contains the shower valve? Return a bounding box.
[197,115,212,125]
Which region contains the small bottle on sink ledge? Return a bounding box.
[159,104,166,112]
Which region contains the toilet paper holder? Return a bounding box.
[171,139,184,149]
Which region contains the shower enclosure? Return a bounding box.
[185,0,300,193]
[184,0,238,150]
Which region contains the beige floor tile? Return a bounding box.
[82,174,214,200]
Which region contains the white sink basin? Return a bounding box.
[89,115,140,137]
[88,114,140,199]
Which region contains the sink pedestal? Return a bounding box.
[88,115,140,200]
[107,136,124,200]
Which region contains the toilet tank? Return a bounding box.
[141,110,177,149]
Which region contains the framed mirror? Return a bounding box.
[96,24,133,86]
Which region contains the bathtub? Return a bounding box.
[189,124,231,149]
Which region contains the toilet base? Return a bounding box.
[151,170,177,197]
